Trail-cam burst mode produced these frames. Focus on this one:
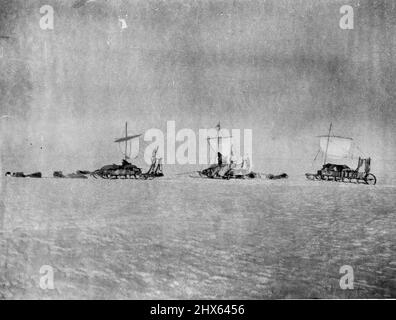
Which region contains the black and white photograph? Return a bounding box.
[0,0,395,303]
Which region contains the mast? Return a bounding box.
[323,122,332,165]
[217,121,220,152]
[124,122,128,160]
[114,123,142,160]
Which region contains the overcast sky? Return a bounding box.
[0,0,395,174]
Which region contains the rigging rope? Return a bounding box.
[311,149,321,168]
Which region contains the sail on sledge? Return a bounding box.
[91,121,163,179]
[318,135,352,159]
[208,135,232,162]
[305,123,377,185]
[197,121,260,179]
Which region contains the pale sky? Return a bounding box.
[1,0,395,176]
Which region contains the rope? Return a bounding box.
[311,149,321,168]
